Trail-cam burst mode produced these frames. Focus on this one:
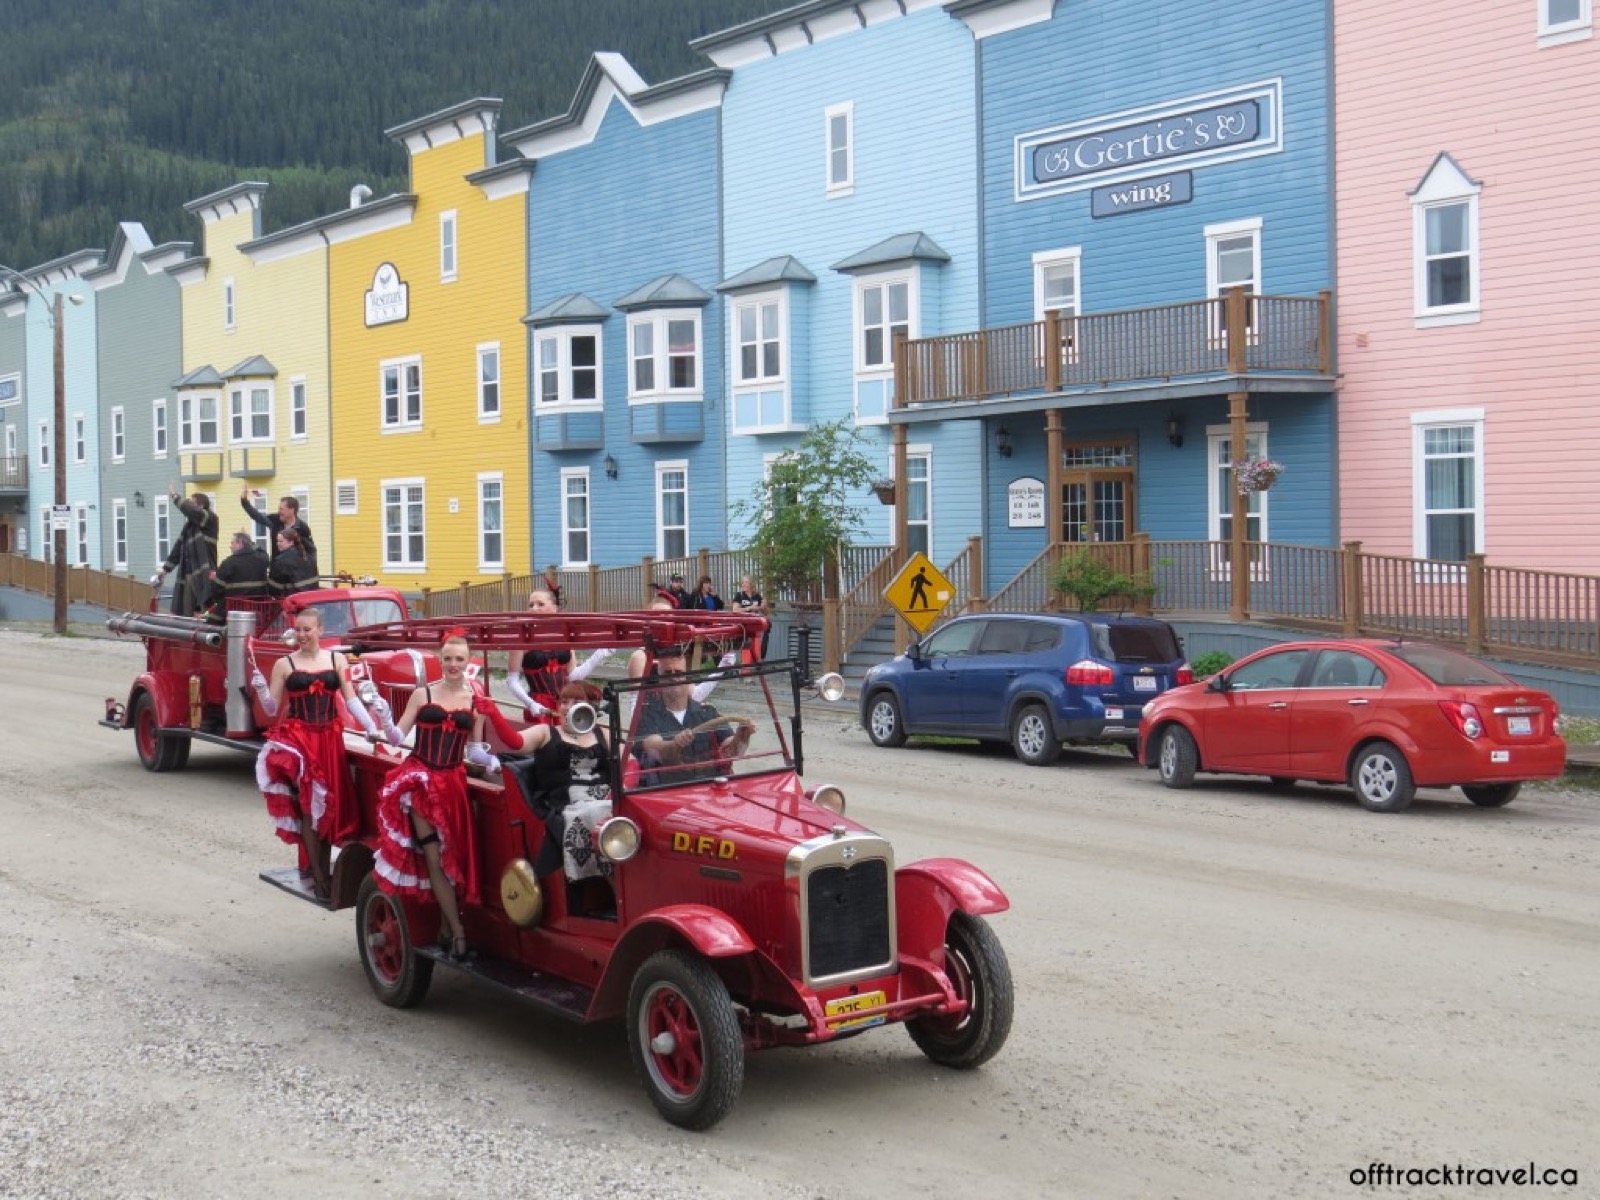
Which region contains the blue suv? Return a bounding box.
[859,613,1191,766]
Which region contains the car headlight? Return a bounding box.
[807,783,846,815]
[596,816,641,862]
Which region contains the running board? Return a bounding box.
[258,866,332,909]
[418,946,595,1022]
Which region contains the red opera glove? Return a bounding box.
[474,691,523,749]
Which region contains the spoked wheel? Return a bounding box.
[356,875,433,1008]
[1350,741,1415,813]
[907,911,1014,1069]
[1157,724,1197,788]
[627,950,744,1130]
[132,692,190,773]
[1011,703,1061,766]
[866,691,907,748]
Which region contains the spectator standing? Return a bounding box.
[241,486,318,577]
[685,575,724,611]
[664,572,690,608]
[731,575,769,659]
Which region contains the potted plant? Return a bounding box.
[869,478,897,506]
[1233,457,1284,495]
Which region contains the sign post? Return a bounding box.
[883,552,955,636]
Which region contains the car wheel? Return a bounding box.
[1462,782,1521,808]
[356,875,434,1009]
[132,691,190,773]
[1010,703,1061,766]
[1350,741,1415,813]
[865,691,908,748]
[1157,724,1197,788]
[908,912,1014,1070]
[628,949,744,1131]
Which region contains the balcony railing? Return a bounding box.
[0,454,26,492]
[896,290,1332,407]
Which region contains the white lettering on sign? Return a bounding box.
[1008,477,1045,528]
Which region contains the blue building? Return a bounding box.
[504,55,730,579]
[696,0,990,571]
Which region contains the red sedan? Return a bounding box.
[1137,639,1566,812]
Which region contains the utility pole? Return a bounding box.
[53,292,67,634]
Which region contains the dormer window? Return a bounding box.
[1411,154,1481,327]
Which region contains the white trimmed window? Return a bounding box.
[154,496,172,562]
[826,102,854,197]
[223,278,236,330]
[561,468,590,566]
[1206,423,1270,544]
[1413,410,1484,563]
[1206,217,1262,342]
[246,488,270,553]
[732,291,791,433]
[179,392,219,449]
[629,311,701,402]
[535,328,602,411]
[477,343,501,421]
[890,447,933,557]
[853,273,915,424]
[1539,0,1592,45]
[657,461,688,559]
[1033,246,1083,366]
[152,398,168,458]
[291,487,310,542]
[478,472,504,572]
[440,210,458,282]
[229,383,273,442]
[40,510,51,563]
[74,502,89,565]
[290,378,307,440]
[380,356,423,430]
[0,372,18,409]
[1411,155,1480,326]
[111,407,125,463]
[381,479,426,571]
[113,499,128,570]
[335,479,359,515]
[4,424,15,461]
[37,421,48,468]
[73,414,86,464]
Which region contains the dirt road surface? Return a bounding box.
[2,629,1595,1198]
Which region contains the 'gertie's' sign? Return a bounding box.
[1016,80,1281,202]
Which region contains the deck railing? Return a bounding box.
[0,454,27,492]
[0,552,155,612]
[897,291,1331,406]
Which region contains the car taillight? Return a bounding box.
[1066,659,1115,686]
[1439,700,1483,739]
[1176,663,1194,685]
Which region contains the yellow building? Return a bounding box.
[327,98,533,590]
[169,183,335,567]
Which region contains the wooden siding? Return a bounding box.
[1334,1,1600,570]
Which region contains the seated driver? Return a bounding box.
[631,645,754,784]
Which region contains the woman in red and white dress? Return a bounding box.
[250,607,382,900]
[371,629,490,961]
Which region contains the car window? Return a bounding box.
[1023,621,1061,652]
[1094,621,1182,663]
[1226,648,1311,691]
[1382,643,1514,686]
[976,621,1032,655]
[1307,650,1385,689]
[921,621,980,659]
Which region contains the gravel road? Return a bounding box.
[2,629,1595,1198]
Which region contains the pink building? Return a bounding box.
[1335,0,1598,572]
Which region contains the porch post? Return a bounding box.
[587,563,600,613]
[1228,390,1249,622]
[1466,553,1486,654]
[968,534,986,613]
[1046,408,1064,546]
[1342,541,1363,637]
[1043,309,1061,394]
[1132,532,1152,615]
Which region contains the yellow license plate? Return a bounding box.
[825,989,887,1030]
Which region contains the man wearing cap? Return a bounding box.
[632,646,755,784]
[664,573,690,608]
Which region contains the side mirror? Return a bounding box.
[1207,673,1229,693]
[905,641,922,662]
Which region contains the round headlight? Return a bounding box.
[807,783,846,816]
[596,816,641,862]
[815,673,846,703]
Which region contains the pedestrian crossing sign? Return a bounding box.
[883,552,954,634]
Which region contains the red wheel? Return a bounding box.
[132,691,189,772]
[356,876,432,1008]
[627,950,743,1129]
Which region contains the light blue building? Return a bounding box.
[504,55,730,580]
[892,0,1338,592]
[0,250,104,567]
[696,0,991,572]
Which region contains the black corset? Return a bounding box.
[285,670,341,725]
[413,706,471,770]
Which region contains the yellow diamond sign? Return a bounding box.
[884,552,955,634]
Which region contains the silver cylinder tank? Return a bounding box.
[226,609,259,735]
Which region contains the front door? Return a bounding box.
[1061,440,1136,543]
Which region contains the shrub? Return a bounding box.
[1190,650,1235,679]
[1050,550,1156,613]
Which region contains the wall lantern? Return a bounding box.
[603,453,619,481]
[133,490,145,508]
[995,425,1013,459]
[1165,413,1185,449]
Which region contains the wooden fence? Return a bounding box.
[0,552,155,613]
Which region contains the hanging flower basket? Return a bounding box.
[869,479,897,506]
[1234,457,1284,496]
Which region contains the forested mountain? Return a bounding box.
[0,0,779,269]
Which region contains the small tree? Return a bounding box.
[1051,549,1156,613]
[731,420,879,607]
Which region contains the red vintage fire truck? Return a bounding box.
[103,597,1013,1130]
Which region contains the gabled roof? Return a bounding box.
[832,231,951,273]
[174,365,225,389]
[384,97,502,146]
[523,293,610,326]
[614,274,713,311]
[717,255,818,292]
[223,355,277,379]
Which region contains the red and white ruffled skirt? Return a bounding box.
[256,719,358,846]
[372,760,480,906]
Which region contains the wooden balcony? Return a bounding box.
[895,289,1332,407]
[0,454,27,494]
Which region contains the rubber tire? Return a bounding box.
[1157,724,1198,788]
[627,949,744,1131]
[1010,703,1061,767]
[356,875,434,1009]
[865,691,908,748]
[1350,741,1415,813]
[132,691,190,773]
[1463,782,1521,808]
[907,912,1014,1070]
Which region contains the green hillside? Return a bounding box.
[0,0,778,268]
